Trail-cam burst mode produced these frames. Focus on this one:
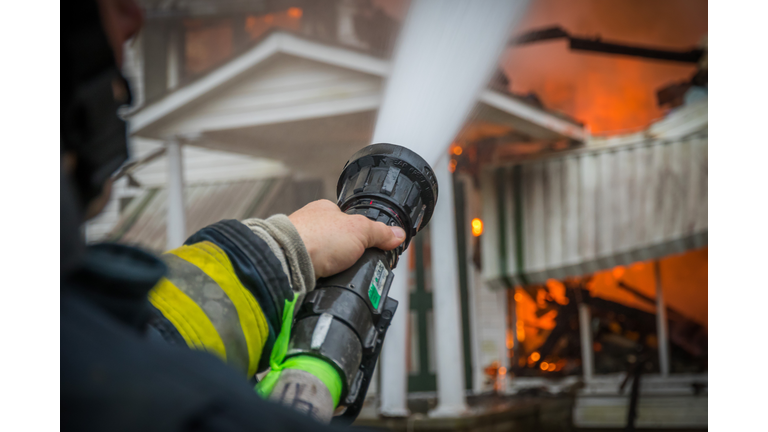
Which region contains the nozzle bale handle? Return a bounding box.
[286,248,398,425]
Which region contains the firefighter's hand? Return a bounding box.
[288,199,406,278]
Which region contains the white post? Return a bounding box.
[579,303,594,381]
[166,29,180,90]
[655,260,671,377]
[166,139,186,250]
[428,155,468,418]
[336,0,366,48]
[379,248,411,417]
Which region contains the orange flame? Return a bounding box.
[471,218,483,236]
[287,7,303,18]
[503,0,706,134]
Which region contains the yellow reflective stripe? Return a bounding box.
[168,241,268,377]
[162,254,251,375]
[148,278,227,361]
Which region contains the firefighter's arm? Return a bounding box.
[146,205,404,423]
[147,216,307,375]
[146,215,341,422]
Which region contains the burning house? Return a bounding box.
[470,97,707,428]
[86,1,708,430]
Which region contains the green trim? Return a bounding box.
[512,165,529,286]
[107,188,160,242]
[494,169,515,289]
[408,231,436,392]
[453,176,473,390]
[408,374,437,393]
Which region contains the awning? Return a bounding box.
[480,104,707,288]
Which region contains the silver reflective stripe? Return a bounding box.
[310,313,334,350]
[162,254,251,375]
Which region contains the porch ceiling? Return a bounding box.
[199,111,377,180]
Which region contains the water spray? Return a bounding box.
[372,0,529,165]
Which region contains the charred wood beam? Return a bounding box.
[512,26,704,64]
[569,38,703,63]
[514,26,569,44]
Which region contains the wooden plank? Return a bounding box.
[667,140,688,240]
[233,57,366,93]
[632,144,649,249]
[524,163,547,273]
[166,89,380,134]
[208,79,380,114]
[562,156,580,266]
[545,158,564,270]
[595,151,613,260]
[614,147,633,253]
[578,154,598,262]
[684,138,701,235]
[658,142,675,243]
[647,142,666,246]
[205,70,380,114]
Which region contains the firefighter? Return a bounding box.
[61,0,406,429]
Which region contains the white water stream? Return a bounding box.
[374,1,531,415]
[371,0,530,165]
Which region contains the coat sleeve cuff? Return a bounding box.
[241,215,315,297]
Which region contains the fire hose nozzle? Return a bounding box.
[286,144,438,425]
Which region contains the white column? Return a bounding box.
[166,29,180,90]
[336,0,366,48]
[428,155,468,418]
[655,260,671,377]
[379,247,411,417]
[166,139,186,250]
[579,303,594,381]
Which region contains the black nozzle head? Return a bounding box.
[336,143,439,256]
